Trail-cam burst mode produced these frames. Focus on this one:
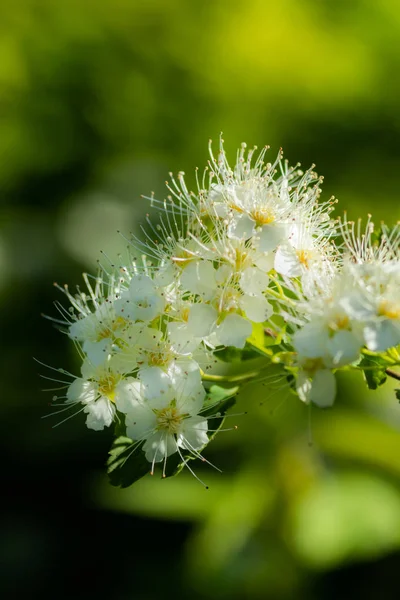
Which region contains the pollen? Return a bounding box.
[296,249,313,268]
[234,248,251,271]
[171,250,194,269]
[96,316,127,341]
[330,315,350,331]
[378,300,400,320]
[97,373,121,402]
[155,405,183,434]
[302,357,325,374]
[250,208,275,226]
[147,349,173,367]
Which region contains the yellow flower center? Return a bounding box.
[147,349,173,367]
[378,300,400,320]
[155,405,184,434]
[181,307,190,322]
[296,249,313,269]
[171,250,195,269]
[96,316,127,341]
[302,357,324,375]
[234,248,251,271]
[329,315,350,332]
[97,373,121,402]
[250,208,275,226]
[228,202,244,214]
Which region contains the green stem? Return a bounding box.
[201,370,261,383]
[265,286,296,306]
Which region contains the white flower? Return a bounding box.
[69,302,129,365]
[66,359,137,431]
[339,262,400,352]
[115,274,165,322]
[118,367,209,470]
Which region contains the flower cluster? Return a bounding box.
[45,137,400,485]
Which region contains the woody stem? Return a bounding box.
[385,368,400,382]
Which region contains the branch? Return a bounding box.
[385,368,400,382]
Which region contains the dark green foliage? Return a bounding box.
[358,355,388,390]
[107,436,150,488]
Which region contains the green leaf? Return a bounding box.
[164,385,239,479]
[202,384,239,414]
[395,389,400,402]
[214,345,261,362]
[358,355,388,390]
[107,435,150,488]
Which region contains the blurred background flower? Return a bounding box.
[2,1,400,598]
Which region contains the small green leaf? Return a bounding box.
[395,389,400,402]
[107,435,150,488]
[214,345,261,362]
[203,384,239,412]
[358,355,388,390]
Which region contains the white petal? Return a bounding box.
[143,432,177,463]
[339,292,374,321]
[215,264,234,285]
[217,313,252,348]
[188,304,218,337]
[125,404,157,441]
[364,320,400,352]
[239,295,273,323]
[274,245,301,277]
[227,214,256,240]
[114,290,164,322]
[114,378,142,413]
[180,261,217,299]
[257,223,287,252]
[239,267,269,296]
[310,370,336,407]
[67,378,96,404]
[153,264,175,287]
[139,367,175,405]
[167,322,200,354]
[296,370,312,404]
[326,330,361,367]
[84,398,114,430]
[82,338,112,366]
[175,372,206,415]
[69,314,97,342]
[253,252,275,273]
[129,274,157,295]
[293,322,330,359]
[178,416,209,451]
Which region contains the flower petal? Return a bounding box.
[310,370,336,408]
[217,313,252,348]
[125,404,157,441]
[67,378,97,405]
[114,378,142,413]
[143,432,177,463]
[84,398,115,430]
[139,367,175,405]
[326,330,361,366]
[178,416,209,451]
[239,295,273,323]
[363,320,400,352]
[188,304,218,337]
[239,267,269,296]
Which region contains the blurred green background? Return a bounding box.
[2,0,400,598]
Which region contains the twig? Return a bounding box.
[385,368,400,382]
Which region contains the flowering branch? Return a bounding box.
[42,136,400,488]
